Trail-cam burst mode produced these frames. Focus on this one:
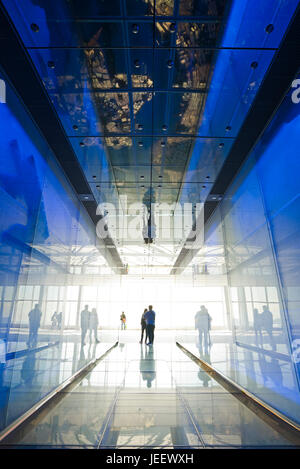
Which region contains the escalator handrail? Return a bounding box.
[176,341,300,446]
[0,341,118,444]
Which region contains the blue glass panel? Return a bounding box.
[198,49,275,137]
[153,92,205,135]
[220,0,299,49]
[185,137,234,182]
[0,66,118,431]
[255,100,300,217]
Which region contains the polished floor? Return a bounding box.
[1,330,298,449]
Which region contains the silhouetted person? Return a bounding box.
[139,308,148,344]
[27,304,42,348]
[253,308,263,346]
[261,305,275,351]
[144,305,156,345]
[120,312,126,330]
[142,188,156,244]
[51,311,58,329]
[56,312,62,330]
[80,305,90,345]
[89,308,100,343]
[195,305,211,354]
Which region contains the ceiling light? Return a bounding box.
[218,143,224,148]
[137,124,143,131]
[225,126,231,132]
[132,24,140,34]
[134,59,141,68]
[31,23,39,32]
[47,61,55,69]
[138,141,143,147]
[80,142,85,147]
[73,125,78,131]
[265,24,274,34]
[162,124,168,131]
[251,61,258,69]
[170,23,176,33]
[167,60,174,69]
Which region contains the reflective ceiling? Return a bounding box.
[2,0,299,274]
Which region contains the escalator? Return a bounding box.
[0,340,299,449]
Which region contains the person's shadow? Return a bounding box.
[197,346,211,387]
[140,345,156,388]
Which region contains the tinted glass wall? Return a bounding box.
[218,74,300,423]
[0,67,117,431]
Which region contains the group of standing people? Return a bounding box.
[253,305,275,350]
[80,305,100,345]
[27,304,42,348]
[51,311,62,330]
[120,306,156,346]
[140,305,156,346]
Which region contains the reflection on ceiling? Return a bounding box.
[2,0,298,275]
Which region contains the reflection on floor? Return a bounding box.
[1,331,298,448]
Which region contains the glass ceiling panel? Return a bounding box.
[179,0,227,17]
[112,165,151,183]
[151,166,186,184]
[183,137,234,182]
[152,136,193,166]
[179,181,213,204]
[29,48,128,91]
[220,0,299,49]
[4,0,297,50]
[126,0,156,16]
[197,49,275,137]
[153,92,206,135]
[130,49,154,88]
[89,182,120,206]
[154,49,213,89]
[133,92,153,135]
[28,46,274,138]
[156,21,222,48]
[40,91,131,136]
[2,0,298,275]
